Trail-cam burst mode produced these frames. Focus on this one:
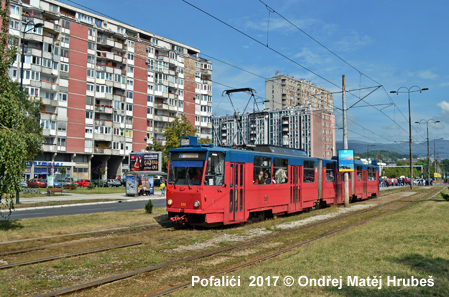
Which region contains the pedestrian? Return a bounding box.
[160,181,166,196]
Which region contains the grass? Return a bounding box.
[175,192,449,296]
[0,208,167,243]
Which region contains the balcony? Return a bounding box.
[97,37,114,47]
[41,97,59,107]
[42,143,56,152]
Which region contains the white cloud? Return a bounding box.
[437,101,449,114]
[332,31,372,52]
[406,70,439,80]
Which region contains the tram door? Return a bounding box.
[290,166,301,211]
[363,170,367,198]
[229,163,245,222]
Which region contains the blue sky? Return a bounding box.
[60,0,449,148]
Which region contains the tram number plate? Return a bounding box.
[180,203,186,206]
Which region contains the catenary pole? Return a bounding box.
[342,75,349,207]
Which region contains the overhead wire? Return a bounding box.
[59,0,426,151]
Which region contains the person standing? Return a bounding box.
[160,181,166,196]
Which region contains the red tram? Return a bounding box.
[166,137,379,226]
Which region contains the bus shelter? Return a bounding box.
[125,171,166,197]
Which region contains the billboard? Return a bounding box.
[129,152,161,172]
[338,150,354,172]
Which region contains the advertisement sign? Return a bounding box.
[434,173,441,178]
[48,175,54,187]
[338,150,354,172]
[126,175,137,195]
[129,152,161,172]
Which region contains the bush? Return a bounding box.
[442,193,449,201]
[145,199,153,214]
[87,182,95,190]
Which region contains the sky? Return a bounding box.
[59,0,449,151]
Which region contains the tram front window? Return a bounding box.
[169,151,224,186]
[169,165,204,186]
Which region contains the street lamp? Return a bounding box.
[433,138,443,179]
[390,86,428,189]
[16,21,44,205]
[415,119,439,186]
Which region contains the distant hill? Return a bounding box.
[336,140,449,160]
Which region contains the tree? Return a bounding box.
[0,1,43,216]
[146,115,211,171]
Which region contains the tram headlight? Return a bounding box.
[193,200,200,208]
[167,199,173,206]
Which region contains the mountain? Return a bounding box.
[336,140,449,160]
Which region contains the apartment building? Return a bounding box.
[265,72,333,112]
[6,0,212,180]
[212,107,335,158]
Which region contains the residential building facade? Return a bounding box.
[6,0,212,180]
[212,107,335,158]
[265,72,333,112]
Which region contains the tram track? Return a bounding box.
[33,187,442,297]
[151,187,445,296]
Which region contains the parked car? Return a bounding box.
[92,179,105,187]
[20,180,28,188]
[105,179,121,187]
[26,179,47,188]
[61,178,77,189]
[76,179,91,188]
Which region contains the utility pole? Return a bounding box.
[342,75,349,207]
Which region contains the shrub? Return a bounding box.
[145,199,153,214]
[87,182,95,190]
[442,193,449,201]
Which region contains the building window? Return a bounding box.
[9,19,20,30]
[87,55,95,64]
[61,34,70,44]
[59,93,68,101]
[126,91,133,99]
[60,48,69,58]
[88,28,95,37]
[61,19,70,29]
[57,138,66,147]
[88,41,95,50]
[60,63,69,72]
[127,53,134,61]
[10,4,20,15]
[87,69,95,78]
[86,111,93,119]
[86,83,94,92]
[147,95,153,102]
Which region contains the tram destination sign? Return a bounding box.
[130,152,162,172]
[338,149,354,172]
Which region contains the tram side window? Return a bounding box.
[273,158,288,184]
[303,160,315,183]
[357,166,362,181]
[204,152,225,186]
[254,156,271,185]
[368,167,376,181]
[326,163,335,182]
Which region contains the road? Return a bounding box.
[1,194,167,220]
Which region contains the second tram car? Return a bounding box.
[166,137,379,226]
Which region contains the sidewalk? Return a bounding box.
[7,191,166,212]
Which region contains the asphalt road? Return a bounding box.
[1,198,167,221]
